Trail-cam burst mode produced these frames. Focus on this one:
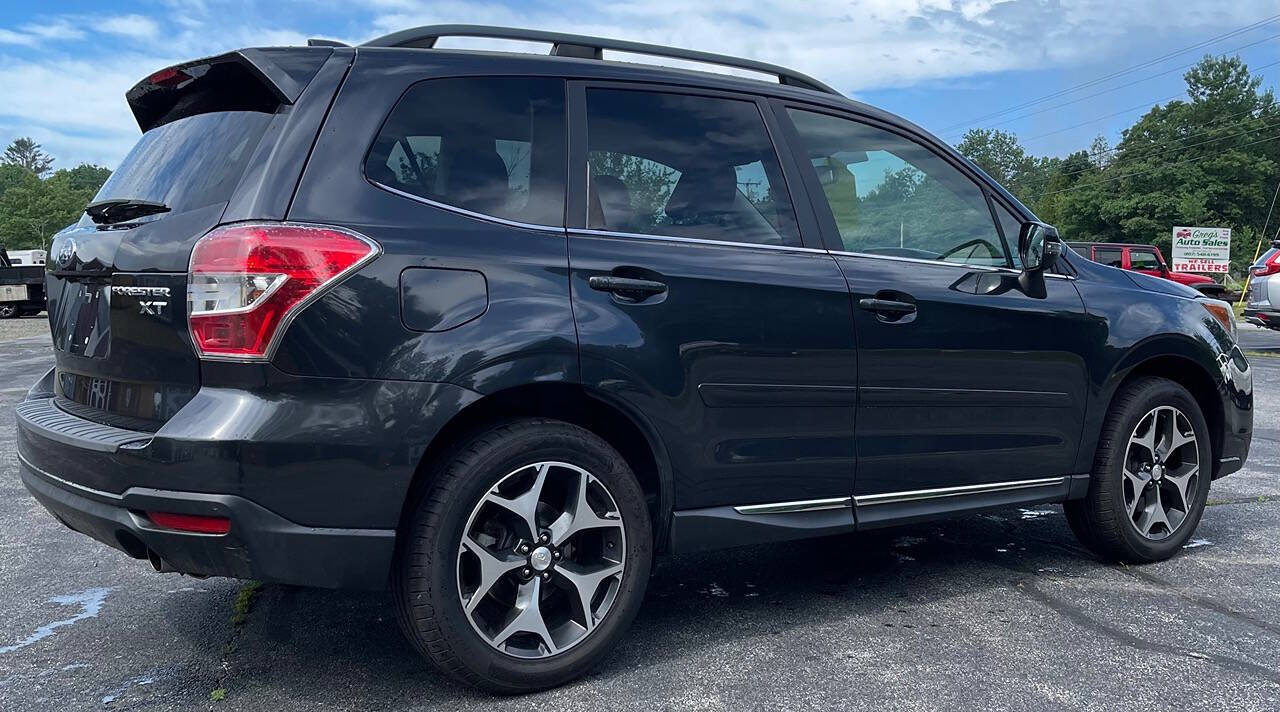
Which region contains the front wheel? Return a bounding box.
[0,304,18,319]
[393,419,652,694]
[1065,377,1211,562]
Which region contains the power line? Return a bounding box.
[1052,116,1280,181]
[939,13,1280,131]
[1039,132,1280,197]
[1017,92,1188,143]
[941,38,1280,140]
[1261,178,1280,247]
[1024,91,1276,151]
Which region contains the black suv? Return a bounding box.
[16,26,1252,693]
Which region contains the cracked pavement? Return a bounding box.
[2,322,1280,710]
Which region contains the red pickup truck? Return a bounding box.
[1067,242,1228,298]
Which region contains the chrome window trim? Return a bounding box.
[733,496,852,515]
[368,179,566,233]
[828,249,1076,279]
[570,227,828,255]
[854,476,1066,507]
[372,178,1074,281]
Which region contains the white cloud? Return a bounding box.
[0,19,85,47]
[98,14,162,40]
[0,28,39,47]
[0,0,1276,168]
[356,0,1278,93]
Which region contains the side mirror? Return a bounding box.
[1019,222,1063,273]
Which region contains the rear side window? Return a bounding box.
[1093,247,1124,268]
[91,111,273,216]
[584,89,800,247]
[365,77,567,226]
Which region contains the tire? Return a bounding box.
[1065,377,1212,563]
[393,418,653,694]
[0,304,18,319]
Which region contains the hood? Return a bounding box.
[1122,268,1202,299]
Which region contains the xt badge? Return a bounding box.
[110,285,170,316]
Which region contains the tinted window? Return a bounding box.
[585,89,800,247]
[1129,250,1161,270]
[994,202,1024,267]
[1094,247,1124,267]
[786,109,1009,267]
[367,77,567,226]
[92,111,273,216]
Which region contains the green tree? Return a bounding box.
[1032,55,1278,282]
[957,128,1056,213]
[3,137,54,177]
[0,160,111,250]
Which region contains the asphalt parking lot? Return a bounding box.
[3,319,1280,711]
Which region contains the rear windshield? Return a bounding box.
[89,110,273,218]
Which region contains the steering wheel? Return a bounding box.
[938,238,1003,264]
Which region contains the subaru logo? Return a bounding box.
[55,239,76,269]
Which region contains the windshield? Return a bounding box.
[88,110,273,219]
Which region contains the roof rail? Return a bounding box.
[359,25,840,95]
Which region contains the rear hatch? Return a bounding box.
[47,50,332,431]
[1249,246,1280,307]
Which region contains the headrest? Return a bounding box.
[592,175,634,230]
[665,165,737,223]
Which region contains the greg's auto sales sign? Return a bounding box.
[1171,226,1231,273]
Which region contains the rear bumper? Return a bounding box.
[15,372,481,589]
[18,451,394,589]
[1243,307,1280,329]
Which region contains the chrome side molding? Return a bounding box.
[733,496,852,515]
[854,476,1067,507]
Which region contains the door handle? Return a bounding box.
[588,275,667,297]
[858,298,916,316]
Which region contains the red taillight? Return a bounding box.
[1252,251,1280,277]
[188,223,379,360]
[148,67,192,87]
[146,511,231,535]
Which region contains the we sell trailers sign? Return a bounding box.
[1171,226,1231,273]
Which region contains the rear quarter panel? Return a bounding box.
[281,50,577,393]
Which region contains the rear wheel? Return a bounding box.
[0,304,18,319]
[394,419,652,693]
[1066,377,1211,562]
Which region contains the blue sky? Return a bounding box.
[0,0,1276,170]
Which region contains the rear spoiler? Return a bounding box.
[126,47,333,132]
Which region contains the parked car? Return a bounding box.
[1244,241,1280,328]
[6,249,47,266]
[15,26,1252,693]
[1067,241,1228,298]
[0,245,47,318]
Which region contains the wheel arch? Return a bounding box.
[1092,337,1226,476]
[398,382,675,550]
